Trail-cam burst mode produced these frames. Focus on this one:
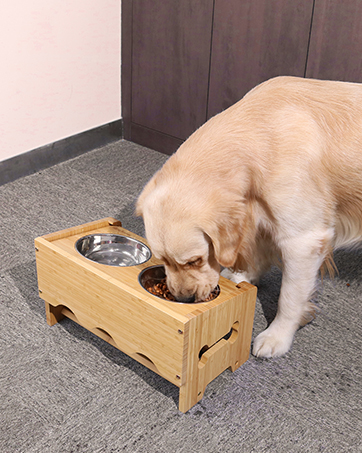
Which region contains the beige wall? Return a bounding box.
[0,0,121,162]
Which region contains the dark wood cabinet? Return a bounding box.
[132,1,213,140]
[208,0,314,118]
[306,0,362,82]
[122,0,362,155]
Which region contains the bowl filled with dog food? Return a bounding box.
[138,265,219,303]
[75,234,152,267]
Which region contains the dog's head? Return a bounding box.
[136,169,246,302]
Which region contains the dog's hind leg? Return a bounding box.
[252,227,333,358]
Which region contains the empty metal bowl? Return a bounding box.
[75,234,151,267]
[139,265,220,303]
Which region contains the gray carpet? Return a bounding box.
[1,139,361,452]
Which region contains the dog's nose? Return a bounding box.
[175,294,195,303]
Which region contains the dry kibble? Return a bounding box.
[146,278,176,301]
[146,278,218,302]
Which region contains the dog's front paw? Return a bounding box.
[221,268,250,283]
[221,268,259,285]
[252,323,296,358]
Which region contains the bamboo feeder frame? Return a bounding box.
[35,218,257,412]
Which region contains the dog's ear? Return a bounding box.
[135,175,158,217]
[206,219,242,267]
[204,209,244,268]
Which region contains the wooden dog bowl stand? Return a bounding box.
[35,218,257,413]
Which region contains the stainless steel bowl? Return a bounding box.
[138,265,220,303]
[75,234,151,267]
[138,265,167,294]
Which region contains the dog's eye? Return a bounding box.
[186,258,202,267]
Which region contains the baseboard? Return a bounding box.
[0,119,123,186]
[129,123,184,155]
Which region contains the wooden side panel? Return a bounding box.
[131,0,213,140]
[207,0,314,118]
[179,282,257,412]
[35,239,186,387]
[306,0,362,83]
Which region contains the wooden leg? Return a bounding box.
[45,302,65,326]
[178,382,203,413]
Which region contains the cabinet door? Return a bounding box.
[305,0,362,82]
[131,0,214,143]
[207,0,314,119]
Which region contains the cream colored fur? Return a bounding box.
[136,76,362,358]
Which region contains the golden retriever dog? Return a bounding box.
[136,76,362,358]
